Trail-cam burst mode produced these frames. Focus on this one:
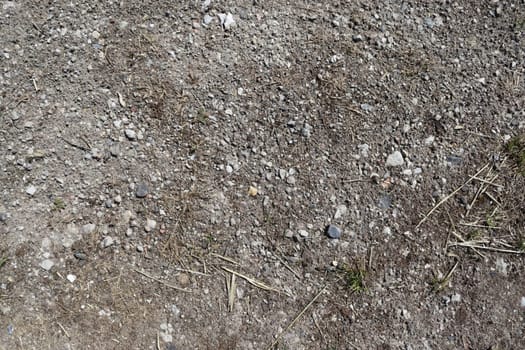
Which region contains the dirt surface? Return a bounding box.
[1,1,525,349]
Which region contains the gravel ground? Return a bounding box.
[1,1,525,349]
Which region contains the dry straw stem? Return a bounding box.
[211,253,240,265]
[226,273,236,312]
[133,268,191,293]
[266,285,329,350]
[449,241,524,254]
[416,163,490,228]
[221,266,286,295]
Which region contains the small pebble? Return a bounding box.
[105,199,113,208]
[386,151,404,167]
[40,259,54,271]
[521,297,525,308]
[145,219,157,232]
[125,129,137,140]
[136,244,144,252]
[81,223,96,235]
[135,183,149,198]
[0,212,7,222]
[333,204,347,220]
[66,274,77,283]
[74,251,87,260]
[326,225,341,239]
[101,236,114,248]
[114,195,122,204]
[298,229,309,238]
[26,185,37,196]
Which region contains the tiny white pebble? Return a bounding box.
[67,274,77,283]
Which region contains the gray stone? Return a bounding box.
[333,204,347,220]
[378,194,392,209]
[81,223,96,235]
[26,185,37,196]
[386,151,404,167]
[40,259,54,271]
[0,212,7,222]
[145,219,157,232]
[302,123,312,138]
[326,225,341,239]
[298,229,309,238]
[74,251,87,260]
[125,129,136,140]
[135,183,149,198]
[101,236,114,248]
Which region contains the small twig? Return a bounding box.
[312,314,326,344]
[211,253,239,265]
[459,222,502,230]
[32,78,39,92]
[174,268,210,276]
[449,242,524,254]
[156,332,160,350]
[60,137,90,152]
[469,175,503,188]
[416,163,489,228]
[227,273,236,312]
[275,248,302,281]
[57,322,70,338]
[450,231,486,259]
[221,266,285,295]
[133,268,191,293]
[266,285,328,350]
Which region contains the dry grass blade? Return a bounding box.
[416,163,489,228]
[174,268,211,276]
[221,266,285,295]
[211,253,240,265]
[227,273,236,312]
[133,268,191,293]
[449,242,524,254]
[266,285,328,350]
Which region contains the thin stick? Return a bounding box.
[450,231,486,259]
[174,268,210,276]
[469,175,503,188]
[459,222,502,230]
[266,285,327,350]
[58,322,70,338]
[275,248,302,281]
[228,274,236,312]
[211,253,239,265]
[133,269,191,293]
[449,242,524,254]
[221,267,284,294]
[416,163,489,228]
[156,332,160,350]
[312,314,326,344]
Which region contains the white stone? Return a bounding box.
[101,236,114,248]
[298,230,309,237]
[67,274,77,283]
[333,204,347,220]
[81,223,96,235]
[40,259,54,271]
[26,185,37,196]
[125,129,136,140]
[386,151,404,167]
[145,219,157,232]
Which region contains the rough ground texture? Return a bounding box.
[1,1,525,349]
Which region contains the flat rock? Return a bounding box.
[135,183,149,198]
[326,225,341,239]
[386,151,404,167]
[125,129,136,140]
[26,185,37,196]
[40,259,54,271]
[145,218,157,232]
